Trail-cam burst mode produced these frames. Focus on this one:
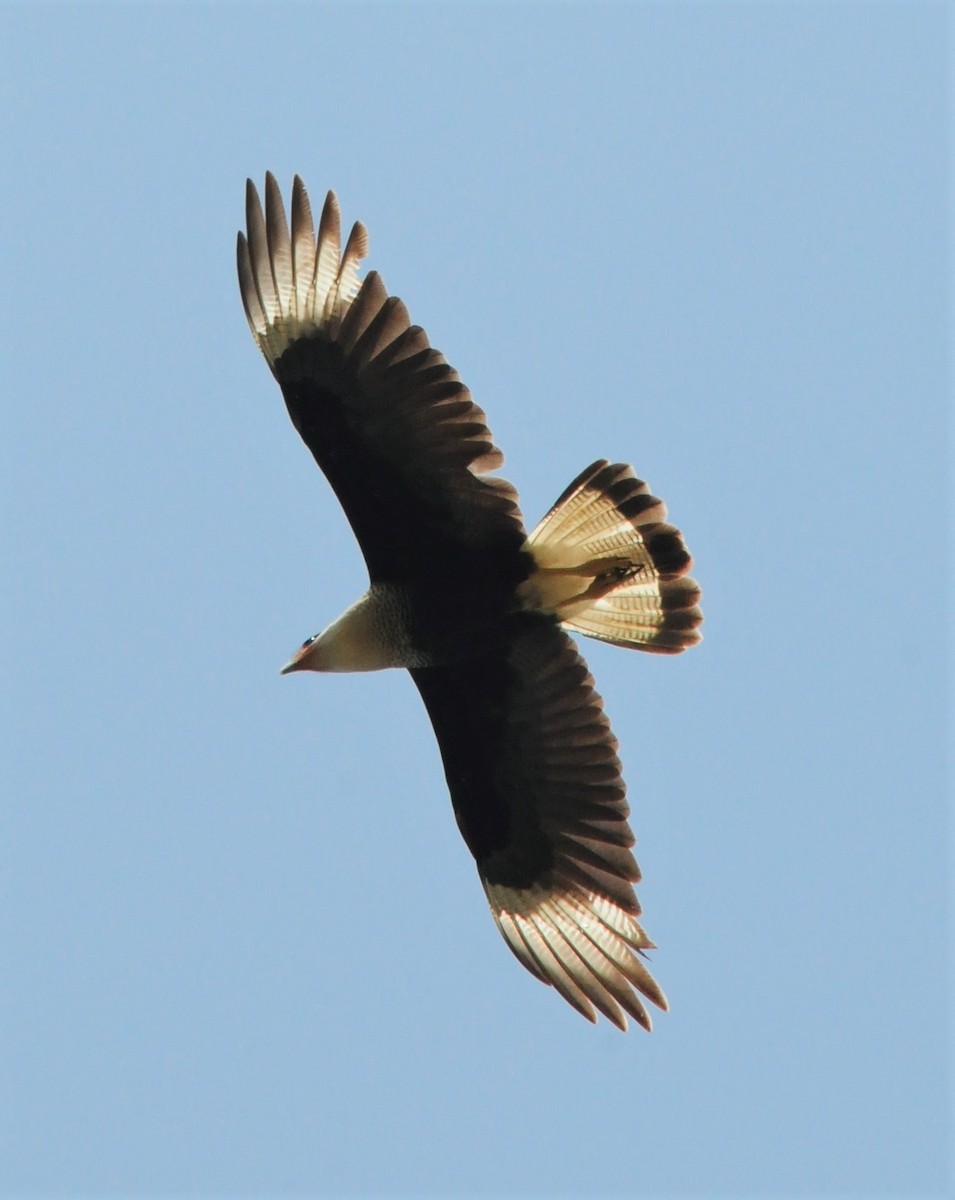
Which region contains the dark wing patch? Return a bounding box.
[238,175,525,581]
[411,619,667,1030]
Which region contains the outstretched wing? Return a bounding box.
[237,174,525,581]
[411,618,667,1031]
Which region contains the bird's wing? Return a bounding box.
[238,175,525,580]
[410,619,667,1031]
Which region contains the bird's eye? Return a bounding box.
[303,635,317,647]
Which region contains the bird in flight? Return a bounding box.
[237,174,702,1030]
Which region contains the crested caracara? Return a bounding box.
[237,174,702,1030]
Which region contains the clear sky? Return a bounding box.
[2,3,950,1197]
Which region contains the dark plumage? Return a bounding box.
[237,174,702,1029]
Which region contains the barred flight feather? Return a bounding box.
[487,882,665,1031]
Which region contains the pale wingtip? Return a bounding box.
[240,175,369,363]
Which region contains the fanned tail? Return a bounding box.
[518,460,703,654]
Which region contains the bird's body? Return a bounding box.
[238,174,702,1030]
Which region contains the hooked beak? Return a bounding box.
[280,640,316,675]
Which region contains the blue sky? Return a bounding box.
[2,3,950,1196]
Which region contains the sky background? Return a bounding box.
[2,3,950,1197]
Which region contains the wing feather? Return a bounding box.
[290,176,317,318]
[245,180,278,325]
[265,172,294,316]
[313,189,341,316]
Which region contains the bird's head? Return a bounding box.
[279,594,401,674]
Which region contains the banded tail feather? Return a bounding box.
[519,460,703,653]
